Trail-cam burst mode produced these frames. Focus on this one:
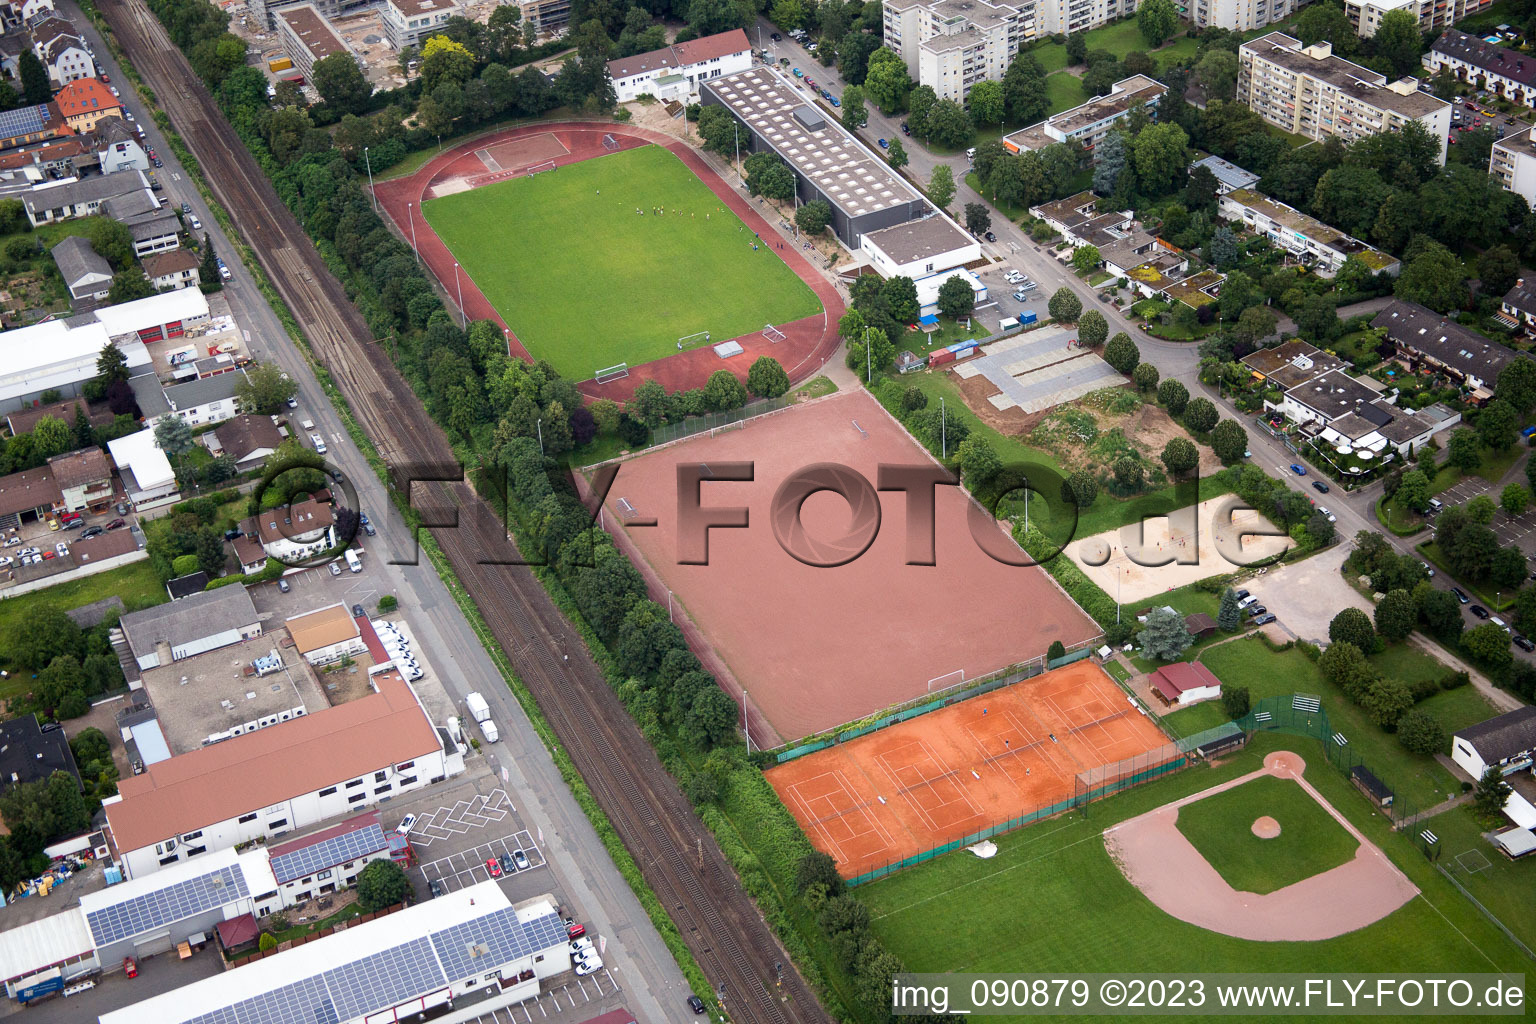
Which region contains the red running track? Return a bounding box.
[372,122,845,401]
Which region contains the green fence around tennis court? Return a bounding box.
[842,693,1428,887]
[651,395,798,445]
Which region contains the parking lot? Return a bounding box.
[407,788,515,847]
[460,969,624,1024]
[1428,475,1536,553]
[974,263,1043,324]
[419,830,547,892]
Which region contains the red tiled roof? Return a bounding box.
[215,913,259,949]
[671,28,750,65]
[105,670,439,855]
[1151,662,1222,701]
[54,78,121,120]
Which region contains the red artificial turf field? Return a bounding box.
[587,390,1100,746]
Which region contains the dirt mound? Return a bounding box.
[1251,815,1281,839]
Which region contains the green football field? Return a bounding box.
[857,733,1531,995]
[422,146,823,381]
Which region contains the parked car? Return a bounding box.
[329,562,342,576]
[41,550,54,559]
[396,814,417,835]
[1246,605,1267,617]
[900,122,911,135]
[429,878,445,898]
[1003,270,1023,283]
[1421,562,1434,577]
[1451,586,1469,603]
[81,526,104,539]
[55,541,69,556]
[1311,480,1329,493]
[351,604,366,619]
[1516,635,1536,653]
[770,31,782,40]
[485,857,502,878]
[1316,506,1336,522]
[1290,464,1306,475]
[1012,290,1029,302]
[1238,594,1258,608]
[181,201,192,213]
[688,995,707,1014]
[574,956,604,976]
[513,848,529,870]
[1234,588,1249,601]
[878,138,888,148]
[984,231,997,242]
[1252,613,1276,625]
[567,921,586,939]
[1471,605,1491,619]
[277,578,290,593]
[499,853,516,874]
[189,215,201,230]
[1016,280,1037,291]
[310,432,327,454]
[792,67,801,77]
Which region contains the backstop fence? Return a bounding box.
[843,693,1431,887]
[651,395,798,446]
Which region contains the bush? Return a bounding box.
[1396,708,1446,755]
[1047,640,1066,661]
[378,594,398,612]
[259,932,277,952]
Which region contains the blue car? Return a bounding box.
[1290,464,1306,476]
[879,138,888,148]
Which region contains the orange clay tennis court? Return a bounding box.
[767,661,1172,878]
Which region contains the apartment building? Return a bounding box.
[1424,29,1536,108]
[1238,33,1451,163]
[277,3,358,83]
[1218,187,1400,276]
[1190,0,1303,34]
[882,0,1032,104]
[381,0,459,50]
[1490,124,1536,208]
[1002,74,1164,157]
[1345,0,1492,39]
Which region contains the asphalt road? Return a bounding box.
[758,22,1535,672]
[55,5,693,1021]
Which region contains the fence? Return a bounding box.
[843,693,1431,887]
[651,395,798,446]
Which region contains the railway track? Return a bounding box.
[97,2,829,1021]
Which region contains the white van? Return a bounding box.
[966,147,976,162]
[345,549,362,573]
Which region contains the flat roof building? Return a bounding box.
[1003,75,1165,160]
[1491,124,1536,215]
[277,4,357,83]
[1345,0,1492,39]
[100,884,571,1024]
[380,0,459,50]
[700,67,930,247]
[859,214,981,278]
[1190,154,1260,194]
[1218,188,1401,277]
[119,585,261,673]
[1190,0,1304,32]
[882,0,1033,105]
[1238,33,1451,164]
[106,428,177,510]
[103,668,457,878]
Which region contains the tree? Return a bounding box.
[11,604,79,671]
[1478,244,1520,299]
[1392,708,1443,755]
[1131,122,1190,196]
[107,269,154,304]
[1446,428,1482,473]
[1395,240,1467,312]
[1307,509,1336,546]
[795,199,833,237]
[883,276,920,322]
[1319,640,1373,693]
[313,52,372,113]
[1183,396,1218,433]
[1233,305,1278,347]
[1077,310,1109,349]
[1093,130,1127,196]
[420,36,476,92]
[1359,675,1414,729]
[1465,621,1513,668]
[958,434,1001,483]
[235,362,297,414]
[1209,419,1247,463]
[1218,587,1241,631]
[682,686,738,750]
[864,48,912,112]
[746,357,790,398]
[1049,287,1082,323]
[1158,378,1189,416]
[1374,588,1416,642]
[1161,437,1199,475]
[1329,607,1376,651]
[965,80,1003,129]
[1478,400,1519,451]
[1496,357,1536,414]
[797,849,845,897]
[1396,468,1430,513]
[1220,685,1250,719]
[1132,362,1160,392]
[1002,51,1049,126]
[927,164,956,212]
[703,369,747,411]
[199,235,221,287]
[1474,765,1513,818]
[96,343,130,385]
[696,105,738,155]
[356,858,411,912]
[886,136,908,170]
[964,202,991,236]
[1072,244,1101,274]
[1061,469,1099,507]
[1066,33,1087,66]
[1194,49,1240,103]
[924,99,974,149]
[1297,3,1358,53]
[1137,0,1178,46]
[154,416,194,462]
[84,219,135,270]
[18,51,48,105]
[937,274,976,319]
[840,84,868,131]
[1373,9,1422,79]
[1139,606,1194,660]
[1104,332,1139,374]
[1416,584,1463,643]
[907,85,937,138]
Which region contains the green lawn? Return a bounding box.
[1174,775,1359,894]
[859,733,1531,985]
[1163,637,1472,812]
[1045,72,1086,116]
[422,146,822,381]
[1422,804,1536,951]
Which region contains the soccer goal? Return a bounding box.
[677,330,711,350]
[594,362,629,384]
[762,323,787,344]
[527,160,558,177]
[602,133,620,151]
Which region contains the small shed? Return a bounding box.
[1150,662,1222,707]
[1351,765,1393,808]
[214,913,259,952]
[896,350,925,374]
[1185,612,1217,639]
[1492,827,1536,860]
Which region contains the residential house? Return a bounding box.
[53,77,120,133]
[1424,28,1536,108]
[1002,76,1165,160]
[1218,188,1401,277]
[0,464,60,531]
[1,0,57,31]
[1499,277,1536,338]
[276,4,359,83]
[29,16,91,87]
[251,497,333,560]
[50,234,112,303]
[1345,0,1492,38]
[141,249,198,291]
[607,28,750,103]
[95,117,147,174]
[47,445,112,513]
[231,533,267,576]
[106,427,177,509]
[1490,124,1536,210]
[380,0,459,50]
[1371,299,1524,395]
[1238,34,1451,164]
[23,169,179,257]
[207,414,282,468]
[1191,0,1307,31]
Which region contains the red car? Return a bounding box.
[485,857,502,878]
[106,518,125,530]
[101,74,110,84]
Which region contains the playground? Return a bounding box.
[766,660,1172,879]
[413,141,822,383]
[590,389,1100,746]
[1067,495,1293,604]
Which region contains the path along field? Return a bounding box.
[856,733,1530,986]
[421,145,822,381]
[586,389,1101,745]
[767,661,1170,879]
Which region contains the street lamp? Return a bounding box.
[537,417,544,455]
[364,146,375,212]
[406,202,419,261]
[453,261,465,329]
[864,326,872,383]
[940,396,947,459]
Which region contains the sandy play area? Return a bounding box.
[1068,496,1293,604]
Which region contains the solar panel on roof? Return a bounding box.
[0,104,47,139]
[85,864,251,946]
[270,824,387,884]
